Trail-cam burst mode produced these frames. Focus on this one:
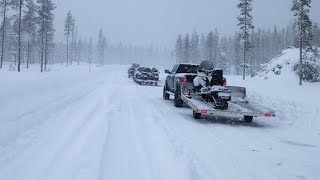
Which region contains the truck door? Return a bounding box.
[167,65,178,91]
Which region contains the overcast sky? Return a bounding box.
[53,0,320,47]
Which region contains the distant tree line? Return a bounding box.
[0,4,171,72]
[174,0,320,83]
[0,0,55,72]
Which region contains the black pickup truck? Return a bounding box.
[163,64,199,107]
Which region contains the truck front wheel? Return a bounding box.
[163,85,170,100]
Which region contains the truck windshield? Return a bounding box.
[176,65,199,73]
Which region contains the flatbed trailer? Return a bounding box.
[179,83,275,122]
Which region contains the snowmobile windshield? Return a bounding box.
[176,65,199,74]
[198,61,215,71]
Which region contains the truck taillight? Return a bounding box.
[264,113,273,117]
[201,110,208,114]
[182,76,187,83]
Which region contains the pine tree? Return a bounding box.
[175,34,183,63]
[183,34,190,63]
[22,0,37,69]
[88,37,92,72]
[0,0,7,69]
[212,29,221,65]
[97,29,106,66]
[70,17,75,65]
[206,31,214,62]
[200,33,206,62]
[77,37,82,65]
[190,31,199,63]
[64,10,73,67]
[237,0,254,80]
[291,0,313,85]
[37,0,55,72]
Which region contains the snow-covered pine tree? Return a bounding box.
[237,0,254,80]
[212,29,221,65]
[77,37,82,65]
[206,31,214,62]
[70,17,75,65]
[232,33,242,75]
[64,10,73,67]
[22,0,37,69]
[291,0,314,85]
[312,23,320,46]
[175,34,183,63]
[200,33,206,62]
[219,36,229,73]
[183,34,190,63]
[88,37,92,72]
[37,0,55,72]
[0,0,7,68]
[190,31,199,63]
[97,29,106,66]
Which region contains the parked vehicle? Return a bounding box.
[128,63,140,78]
[134,67,158,86]
[151,68,160,81]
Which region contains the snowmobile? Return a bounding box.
[192,61,231,110]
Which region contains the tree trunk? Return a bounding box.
[0,0,7,69]
[40,27,44,72]
[66,36,69,67]
[17,0,22,72]
[44,31,48,71]
[299,4,303,86]
[27,41,30,69]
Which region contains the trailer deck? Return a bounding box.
[180,83,275,121]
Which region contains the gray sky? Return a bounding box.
[54,0,320,46]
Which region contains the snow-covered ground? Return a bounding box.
[0,63,319,180]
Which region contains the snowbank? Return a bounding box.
[257,48,320,83]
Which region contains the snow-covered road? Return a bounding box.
[0,65,319,180]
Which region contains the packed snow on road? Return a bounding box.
[0,63,319,180]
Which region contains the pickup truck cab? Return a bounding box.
[163,64,199,107]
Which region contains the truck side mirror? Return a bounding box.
[165,70,170,74]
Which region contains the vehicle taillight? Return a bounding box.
[223,80,227,86]
[201,110,208,114]
[264,113,273,117]
[181,76,187,83]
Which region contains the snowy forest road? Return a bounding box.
[0,65,319,180]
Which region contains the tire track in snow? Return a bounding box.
[0,79,113,180]
[0,81,105,170]
[122,83,214,180]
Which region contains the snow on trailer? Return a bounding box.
[180,83,275,122]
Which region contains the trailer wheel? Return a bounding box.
[163,85,170,100]
[174,83,183,107]
[193,111,201,119]
[244,116,253,123]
